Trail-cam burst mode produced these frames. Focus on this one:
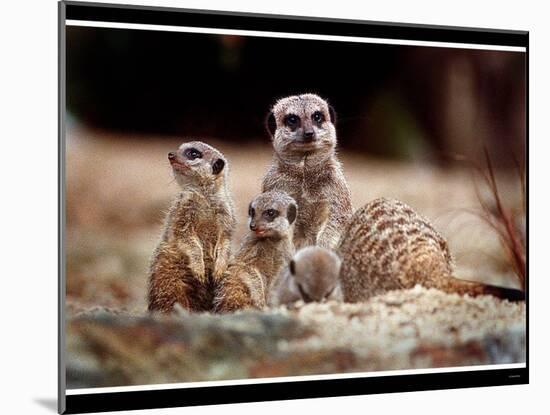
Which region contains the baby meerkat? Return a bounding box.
[269,246,343,306]
[338,198,525,302]
[263,93,353,250]
[214,191,297,312]
[148,141,236,313]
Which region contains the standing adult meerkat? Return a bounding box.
[262,93,353,250]
[269,246,343,306]
[214,191,297,312]
[337,198,525,302]
[148,141,236,313]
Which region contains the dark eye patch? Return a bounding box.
[248,204,255,218]
[284,114,300,130]
[184,148,202,160]
[312,111,325,124]
[263,209,279,221]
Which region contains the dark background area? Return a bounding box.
[67,27,526,164]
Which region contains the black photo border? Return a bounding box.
[58,1,529,413]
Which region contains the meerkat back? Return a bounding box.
[338,198,524,302]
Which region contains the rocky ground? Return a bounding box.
[66,286,525,389]
[64,128,526,389]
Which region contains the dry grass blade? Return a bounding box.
[478,149,526,290]
[448,150,526,290]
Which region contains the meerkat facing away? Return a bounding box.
[338,198,525,302]
[214,191,297,312]
[148,141,236,313]
[269,246,343,306]
[262,93,353,250]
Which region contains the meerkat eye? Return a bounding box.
[263,209,279,220]
[284,114,300,129]
[184,148,202,160]
[248,205,255,217]
[312,111,325,124]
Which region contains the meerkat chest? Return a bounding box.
[285,170,326,201]
[198,205,230,237]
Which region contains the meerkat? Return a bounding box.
[148,141,236,313]
[338,198,525,302]
[214,191,297,312]
[269,246,343,306]
[262,93,353,250]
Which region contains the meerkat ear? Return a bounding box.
[287,203,297,225]
[266,111,277,138]
[328,105,337,125]
[289,259,296,275]
[212,158,225,175]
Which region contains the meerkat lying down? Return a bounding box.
[148,141,236,313]
[337,198,525,302]
[269,246,343,306]
[214,191,297,312]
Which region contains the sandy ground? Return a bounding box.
[67,286,525,388]
[64,126,525,388]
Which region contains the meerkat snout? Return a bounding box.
[292,113,316,143]
[302,128,315,142]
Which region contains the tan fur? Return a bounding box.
[148,141,236,313]
[214,191,297,312]
[262,94,353,250]
[338,198,525,302]
[270,246,343,306]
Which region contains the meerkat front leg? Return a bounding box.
[212,236,232,281]
[214,268,256,312]
[313,201,331,245]
[298,201,330,248]
[177,236,206,282]
[148,246,195,313]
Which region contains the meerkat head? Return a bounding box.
[168,141,227,190]
[247,191,297,240]
[266,93,337,164]
[288,246,342,303]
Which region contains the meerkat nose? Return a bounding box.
[303,130,315,141]
[168,152,176,160]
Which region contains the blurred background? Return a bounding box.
[65,26,526,313]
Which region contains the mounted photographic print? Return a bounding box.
[58,1,528,413]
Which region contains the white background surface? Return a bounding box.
[0,0,547,413]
